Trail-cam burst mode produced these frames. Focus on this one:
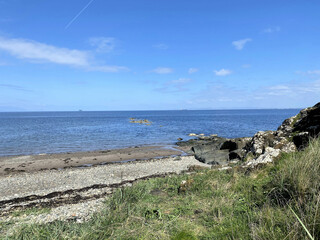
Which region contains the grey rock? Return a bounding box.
[181,136,251,165]
[246,147,281,168]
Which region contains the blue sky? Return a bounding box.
[0,0,319,111]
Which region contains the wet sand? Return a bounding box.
[0,145,187,176]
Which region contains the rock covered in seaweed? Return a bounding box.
[129,118,152,125]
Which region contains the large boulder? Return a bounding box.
[189,136,228,165]
[177,136,251,165]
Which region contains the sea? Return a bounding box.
[0,109,300,157]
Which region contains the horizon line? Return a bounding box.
[0,107,303,113]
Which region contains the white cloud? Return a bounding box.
[214,69,232,76]
[185,79,320,109]
[263,26,281,33]
[269,85,290,91]
[267,85,292,95]
[188,68,198,74]
[306,70,320,75]
[89,65,129,72]
[232,38,252,50]
[151,67,173,74]
[266,81,320,96]
[170,78,192,84]
[0,83,32,92]
[0,37,89,66]
[0,36,127,72]
[89,37,116,53]
[153,43,168,50]
[154,78,192,93]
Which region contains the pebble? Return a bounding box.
[0,156,210,228]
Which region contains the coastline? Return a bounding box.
[0,144,190,176]
[0,154,210,223]
[0,139,207,225]
[1,103,319,237]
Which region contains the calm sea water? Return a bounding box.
[0,109,300,156]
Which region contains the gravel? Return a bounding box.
[0,156,210,227]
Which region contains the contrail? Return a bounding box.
[65,0,95,29]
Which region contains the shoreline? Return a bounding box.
[0,144,190,176]
[0,155,210,222]
[0,141,183,158]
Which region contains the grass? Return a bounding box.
[1,138,320,239]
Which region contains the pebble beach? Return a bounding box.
[0,148,209,227]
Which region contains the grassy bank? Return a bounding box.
[2,138,320,239]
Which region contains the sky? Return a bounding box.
[0,0,319,111]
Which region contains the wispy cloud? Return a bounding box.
[89,65,129,73]
[151,67,173,74]
[242,64,251,68]
[266,85,292,96]
[306,70,320,75]
[186,82,247,108]
[170,78,192,84]
[0,37,90,66]
[0,36,128,72]
[154,78,192,93]
[89,37,115,53]
[232,38,252,50]
[153,43,168,50]
[265,80,320,96]
[0,84,32,92]
[262,26,281,33]
[186,79,320,109]
[188,68,198,74]
[296,70,320,78]
[214,69,232,76]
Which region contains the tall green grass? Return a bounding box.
[2,138,320,239]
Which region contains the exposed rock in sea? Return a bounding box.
[177,102,320,167]
[129,118,152,125]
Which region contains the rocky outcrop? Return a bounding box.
[290,103,320,149]
[177,136,251,165]
[243,130,296,167]
[177,102,320,168]
[241,102,319,167]
[243,102,320,167]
